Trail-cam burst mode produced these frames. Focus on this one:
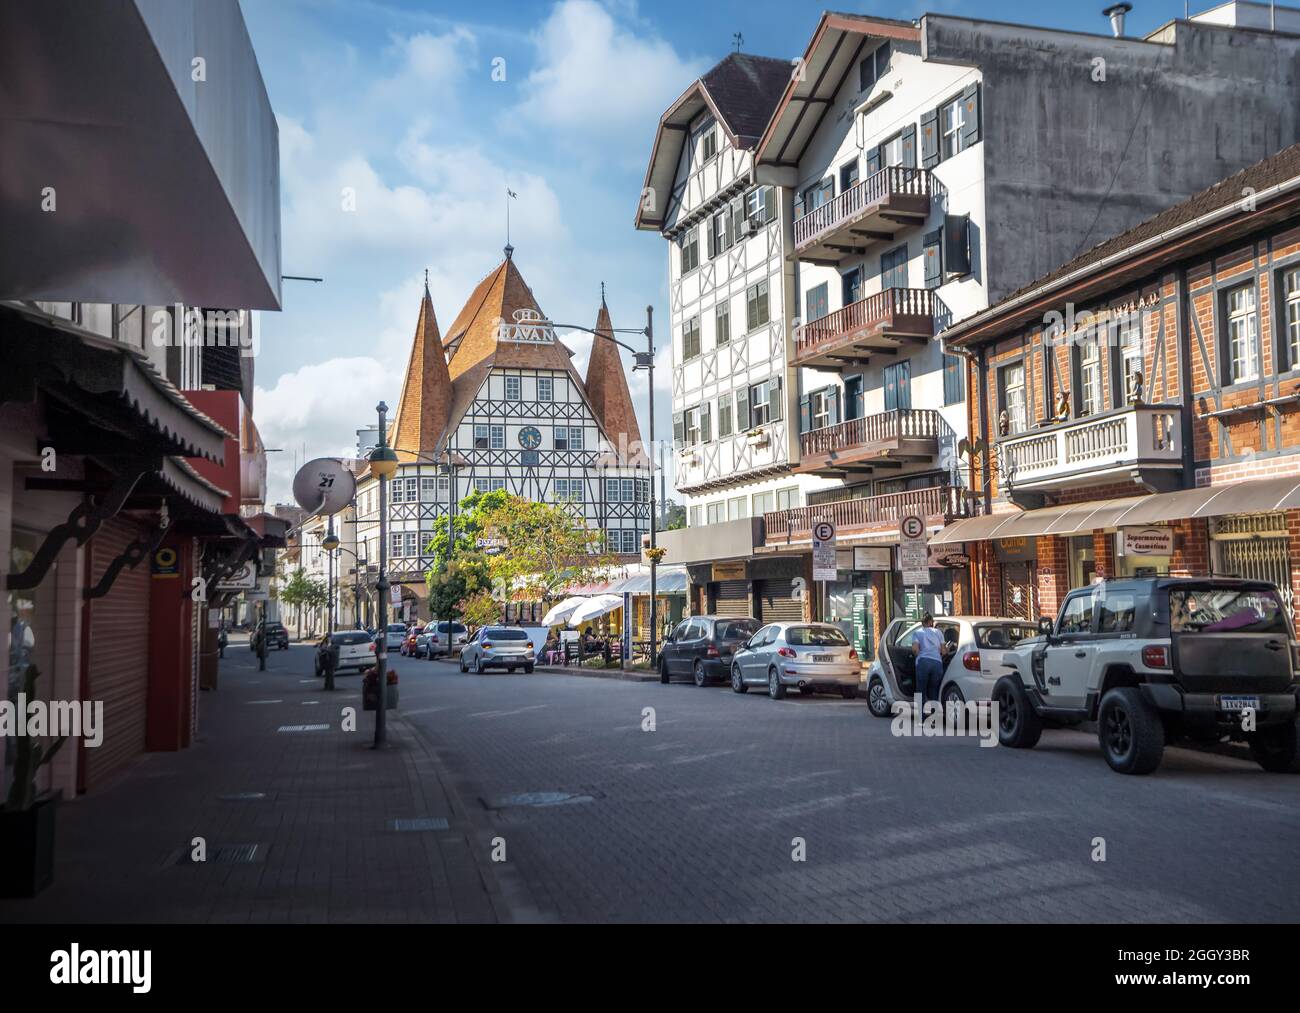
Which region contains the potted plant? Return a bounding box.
[745,427,770,448]
[1,665,65,898]
[362,666,399,711]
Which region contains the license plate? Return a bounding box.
[812,654,835,663]
[1219,695,1260,712]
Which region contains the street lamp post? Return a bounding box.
[368,402,401,748]
[552,307,657,668]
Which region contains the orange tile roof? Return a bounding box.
[584,300,645,465]
[388,283,452,455]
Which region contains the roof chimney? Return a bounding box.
[1103,2,1133,37]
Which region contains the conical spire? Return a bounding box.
[584,294,644,464]
[389,277,452,455]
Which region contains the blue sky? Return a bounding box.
[242,0,1201,501]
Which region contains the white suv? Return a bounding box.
[996,577,1300,775]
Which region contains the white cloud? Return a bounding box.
[256,356,396,503]
[508,0,706,160]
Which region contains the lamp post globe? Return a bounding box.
[368,444,400,479]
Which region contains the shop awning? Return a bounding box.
[612,567,689,595]
[933,476,1300,545]
[569,594,624,626]
[542,597,588,627]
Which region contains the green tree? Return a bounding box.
[476,496,613,601]
[426,488,512,569]
[426,554,492,622]
[458,588,500,629]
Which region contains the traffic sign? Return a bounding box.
[899,514,929,587]
[812,519,837,582]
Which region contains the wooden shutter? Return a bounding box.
[735,388,751,431]
[829,387,841,426]
[706,217,717,258]
[672,411,684,448]
[923,228,943,289]
[800,395,811,434]
[701,401,711,443]
[769,375,783,421]
[866,144,882,175]
[944,214,971,276]
[961,83,981,147]
[901,123,917,169]
[920,107,940,168]
[763,186,776,224]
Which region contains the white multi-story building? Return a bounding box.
[355,251,650,620]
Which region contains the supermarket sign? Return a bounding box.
[1118,526,1174,557]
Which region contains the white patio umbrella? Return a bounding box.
[542,596,588,627]
[568,594,624,627]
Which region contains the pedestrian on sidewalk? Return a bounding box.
[217,624,228,659]
[911,613,947,705]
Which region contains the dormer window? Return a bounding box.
[858,40,891,91]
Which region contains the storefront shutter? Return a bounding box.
[712,581,750,617]
[758,579,805,623]
[85,516,152,789]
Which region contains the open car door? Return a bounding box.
[878,619,919,697]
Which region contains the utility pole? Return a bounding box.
[646,304,659,674]
[368,401,400,747]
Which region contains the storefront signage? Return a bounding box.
[151,546,181,579]
[995,536,1036,562]
[931,551,970,569]
[853,546,892,571]
[214,559,256,591]
[1118,526,1173,556]
[712,561,747,581]
[812,521,837,582]
[899,514,929,587]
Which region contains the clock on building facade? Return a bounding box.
[518,426,542,450]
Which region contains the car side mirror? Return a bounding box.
[1037,616,1054,638]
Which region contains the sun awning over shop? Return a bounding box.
[932,476,1300,545]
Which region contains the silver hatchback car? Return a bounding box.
[730,622,862,699]
[459,626,536,674]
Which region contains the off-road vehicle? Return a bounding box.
[994,577,1300,775]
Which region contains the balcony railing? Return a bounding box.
[800,409,940,459]
[793,166,932,251]
[998,405,1183,494]
[794,288,935,365]
[765,485,974,542]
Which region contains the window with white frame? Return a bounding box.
[490,424,505,450]
[505,376,521,401]
[752,491,774,515]
[620,478,634,503]
[474,424,490,449]
[438,475,450,493]
[689,505,703,527]
[420,477,439,501]
[809,388,832,431]
[490,478,506,492]
[999,362,1027,434]
[774,486,798,511]
[684,406,702,446]
[636,478,649,503]
[537,376,554,402]
[750,378,781,425]
[568,426,583,451]
[715,302,730,346]
[605,478,622,503]
[682,316,701,360]
[554,478,583,503]
[1285,267,1300,369]
[1226,283,1258,383]
[679,227,699,275]
[706,501,724,525]
[727,496,748,521]
[474,478,491,493]
[1078,341,1102,416]
[699,121,717,163]
[941,94,967,159]
[1119,322,1144,404]
[881,132,905,168]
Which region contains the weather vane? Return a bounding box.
[733,32,744,53]
[506,188,518,255]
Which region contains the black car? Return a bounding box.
[659,615,761,686]
[250,621,289,651]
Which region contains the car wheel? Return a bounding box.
[525,664,534,674]
[1097,687,1164,775]
[314,661,321,677]
[866,677,891,719]
[459,655,467,673]
[475,656,485,675]
[993,677,1042,749]
[941,683,965,708]
[1249,717,1300,773]
[693,661,707,688]
[840,685,858,700]
[767,667,786,700]
[731,664,747,694]
[659,658,670,685]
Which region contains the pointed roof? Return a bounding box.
[584,297,644,465]
[389,279,452,456]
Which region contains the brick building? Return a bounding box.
[939,142,1300,630]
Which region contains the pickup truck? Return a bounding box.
[994,577,1300,775]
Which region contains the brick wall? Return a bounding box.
[1035,535,1070,618]
[1169,518,1210,577]
[1093,529,1116,579]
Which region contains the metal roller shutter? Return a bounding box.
[86,517,151,789]
[712,580,750,617]
[758,579,804,623]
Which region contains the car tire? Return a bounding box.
[993,677,1042,750]
[459,655,467,673]
[866,677,891,719]
[731,664,747,694]
[475,656,485,675]
[840,686,858,700]
[768,667,786,700]
[1249,716,1300,773]
[659,658,670,684]
[1097,687,1164,775]
[693,661,707,688]
[941,682,965,708]
[525,664,534,674]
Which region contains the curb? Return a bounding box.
[429,658,658,683]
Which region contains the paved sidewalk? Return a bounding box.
[0,642,509,923]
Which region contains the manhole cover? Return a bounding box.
[277,724,330,732]
[482,791,599,810]
[173,843,265,865]
[392,817,450,832]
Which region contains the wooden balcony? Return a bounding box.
[997,404,1184,508]
[793,288,935,370]
[792,166,932,264]
[797,408,940,476]
[764,485,974,545]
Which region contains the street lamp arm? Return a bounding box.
[551,323,654,360]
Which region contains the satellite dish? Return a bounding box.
[292,458,357,517]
